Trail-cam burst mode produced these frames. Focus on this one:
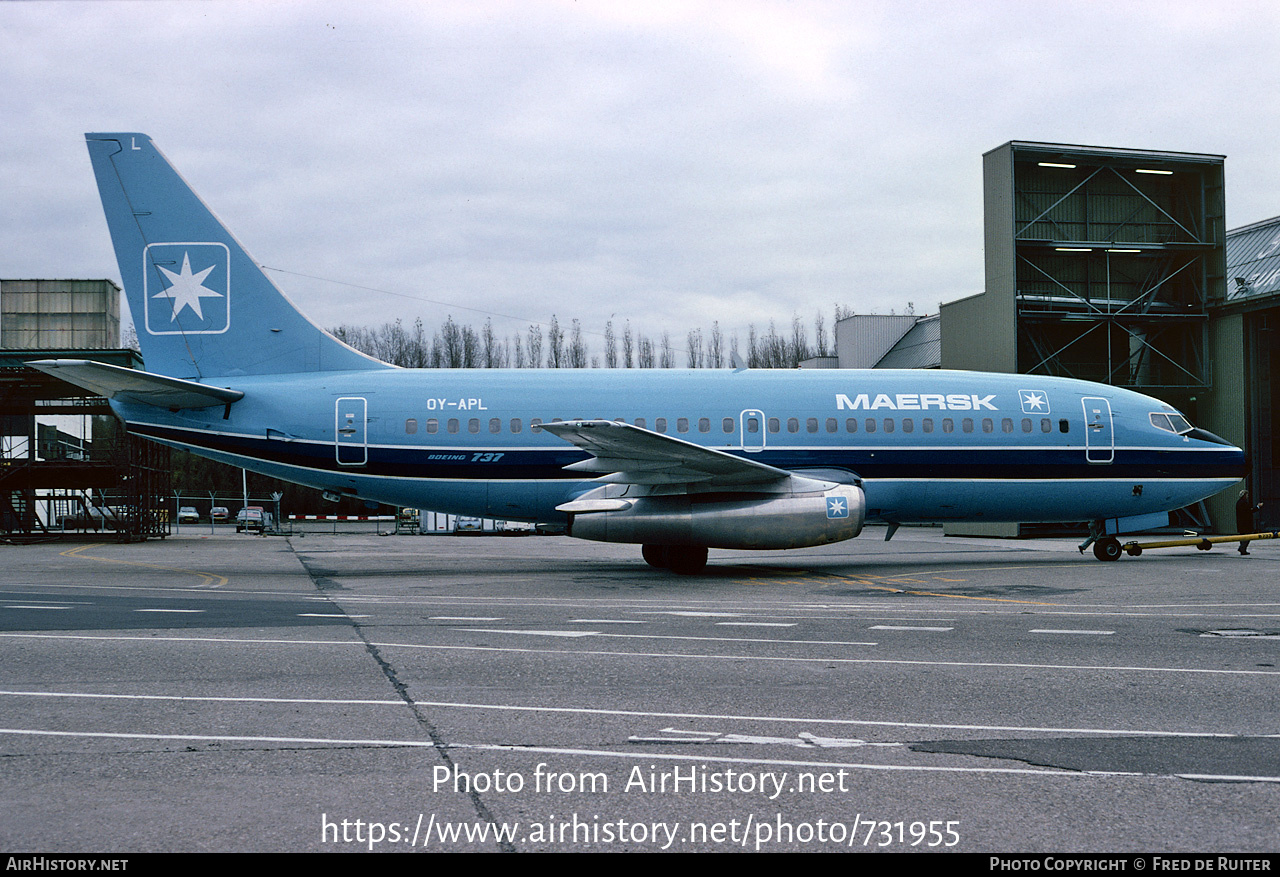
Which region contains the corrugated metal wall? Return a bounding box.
[0,279,121,350]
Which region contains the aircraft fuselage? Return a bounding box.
[114,366,1244,527]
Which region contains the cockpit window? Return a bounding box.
[1150,412,1193,435]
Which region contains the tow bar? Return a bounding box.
[1120,531,1279,557]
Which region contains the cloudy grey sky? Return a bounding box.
[4,0,1279,355]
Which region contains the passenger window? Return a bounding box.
[677,418,689,433]
[635,418,646,429]
[846,418,857,433]
[922,418,934,434]
[1041,418,1051,434]
[883,418,895,433]
[768,418,780,433]
[1059,419,1070,433]
[426,418,438,434]
[865,418,877,434]
[405,419,418,435]
[787,417,799,433]
[902,418,914,434]
[723,417,735,433]
[656,418,668,433]
[942,418,954,434]
[698,417,710,433]
[489,418,501,434]
[982,418,993,433]
[826,418,837,433]
[1022,418,1032,434]
[531,418,542,433]
[1002,418,1013,434]
[510,418,522,434]
[962,418,974,433]
[746,417,759,434]
[468,418,480,434]
[448,418,460,434]
[806,417,818,433]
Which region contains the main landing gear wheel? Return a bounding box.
[1093,537,1122,562]
[641,544,708,575]
[666,546,708,575]
[642,544,669,569]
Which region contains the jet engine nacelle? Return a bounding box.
[566,484,865,550]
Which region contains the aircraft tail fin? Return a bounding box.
[85,133,390,379]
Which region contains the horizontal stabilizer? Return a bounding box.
[26,359,244,410]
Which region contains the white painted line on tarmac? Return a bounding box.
[870,625,953,632]
[135,609,205,614]
[430,616,502,621]
[456,628,599,638]
[0,727,1197,780]
[596,633,878,646]
[1031,629,1115,635]
[4,631,1277,676]
[569,619,645,624]
[4,605,72,610]
[1176,773,1280,783]
[715,622,797,628]
[0,688,1264,739]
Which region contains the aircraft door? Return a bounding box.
[1081,396,1114,464]
[740,409,766,453]
[335,397,368,466]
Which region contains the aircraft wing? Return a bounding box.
[540,419,789,487]
[26,359,244,410]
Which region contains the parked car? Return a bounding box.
[453,516,484,533]
[210,506,229,523]
[57,507,120,530]
[235,507,265,532]
[178,506,200,524]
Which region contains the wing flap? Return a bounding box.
[540,419,789,488]
[26,359,244,410]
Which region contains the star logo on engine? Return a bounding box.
[826,496,849,519]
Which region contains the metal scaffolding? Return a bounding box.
[1008,150,1225,398]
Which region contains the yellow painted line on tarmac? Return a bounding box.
[865,585,1057,605]
[59,543,228,589]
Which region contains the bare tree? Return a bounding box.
[526,324,542,369]
[686,328,704,368]
[568,319,587,368]
[440,316,464,367]
[637,334,655,368]
[604,320,617,368]
[790,314,809,366]
[622,321,634,369]
[547,315,563,368]
[708,322,724,368]
[482,318,498,368]
[814,311,828,358]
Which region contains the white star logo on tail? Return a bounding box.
[153,251,224,321]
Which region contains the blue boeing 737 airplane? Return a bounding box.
[29,133,1246,572]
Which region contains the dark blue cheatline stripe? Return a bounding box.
[130,423,1246,483]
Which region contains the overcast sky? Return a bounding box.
[4,0,1280,355]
